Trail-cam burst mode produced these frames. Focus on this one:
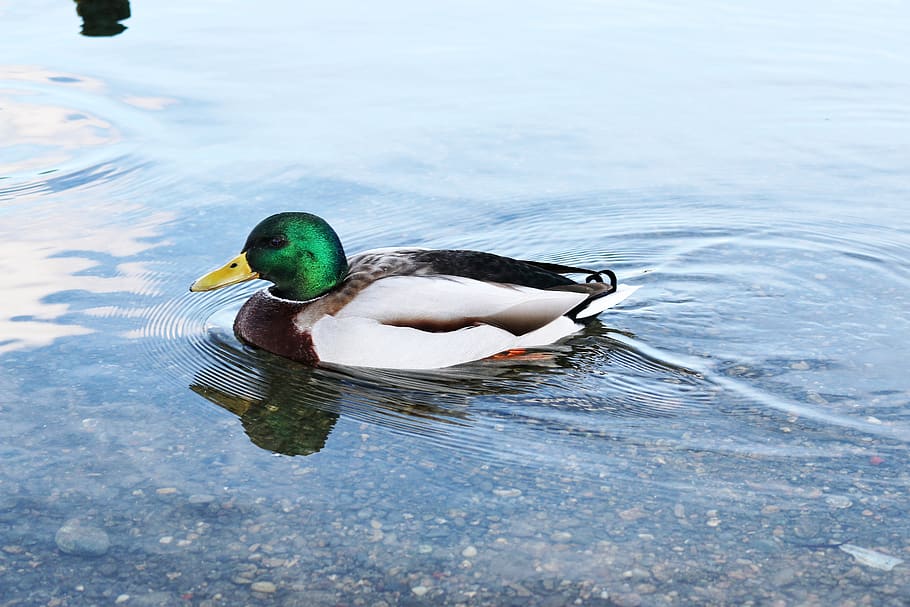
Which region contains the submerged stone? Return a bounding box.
[55,519,110,557]
[188,493,216,505]
[839,544,904,571]
[251,581,277,593]
[130,592,181,607]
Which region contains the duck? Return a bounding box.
[190,212,640,370]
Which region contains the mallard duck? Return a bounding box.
[190,212,639,369]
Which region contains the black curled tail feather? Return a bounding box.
[563,282,612,321]
[518,260,618,294]
[518,260,620,321]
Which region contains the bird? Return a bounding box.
[190,212,639,370]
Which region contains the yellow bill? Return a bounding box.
[190,252,259,292]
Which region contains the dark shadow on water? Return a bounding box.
[74,0,131,37]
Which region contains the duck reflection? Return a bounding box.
[187,351,488,457]
[190,374,340,456]
[75,0,131,37]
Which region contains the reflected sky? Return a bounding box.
[0,207,172,354]
[0,94,115,173]
[0,66,176,184]
[0,63,179,354]
[0,67,113,179]
[2,1,907,198]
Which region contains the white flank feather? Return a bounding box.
[311,315,585,369]
[334,275,590,332]
[303,277,641,369]
[311,316,518,369]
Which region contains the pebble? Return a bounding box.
[793,516,821,539]
[619,507,646,522]
[55,519,110,557]
[825,495,853,509]
[807,392,828,405]
[840,544,904,571]
[462,545,478,558]
[188,494,216,505]
[251,581,277,593]
[505,581,532,597]
[411,585,429,597]
[129,592,179,607]
[613,592,643,607]
[623,567,651,581]
[771,566,798,586]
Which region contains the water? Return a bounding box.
[2,0,910,604]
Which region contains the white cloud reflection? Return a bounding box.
[0,208,173,354]
[0,64,179,354]
[0,67,170,178]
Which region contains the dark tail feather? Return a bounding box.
[518,260,617,293]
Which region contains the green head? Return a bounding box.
[244,212,348,300]
[190,212,349,300]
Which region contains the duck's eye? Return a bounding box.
[267,236,288,249]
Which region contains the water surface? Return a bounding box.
[2,1,910,605]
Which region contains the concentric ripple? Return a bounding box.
[141,278,723,478]
[135,193,910,486]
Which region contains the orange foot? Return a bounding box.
[488,348,553,362]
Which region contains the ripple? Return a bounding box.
[0,65,175,212]
[0,154,173,355]
[0,70,119,182]
[141,270,726,479]
[134,190,910,488]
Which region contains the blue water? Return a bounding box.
[2,1,910,605]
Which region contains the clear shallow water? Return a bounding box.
[2,1,910,605]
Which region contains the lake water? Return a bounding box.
[2,1,909,605]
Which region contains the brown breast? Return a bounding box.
[233,291,319,365]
